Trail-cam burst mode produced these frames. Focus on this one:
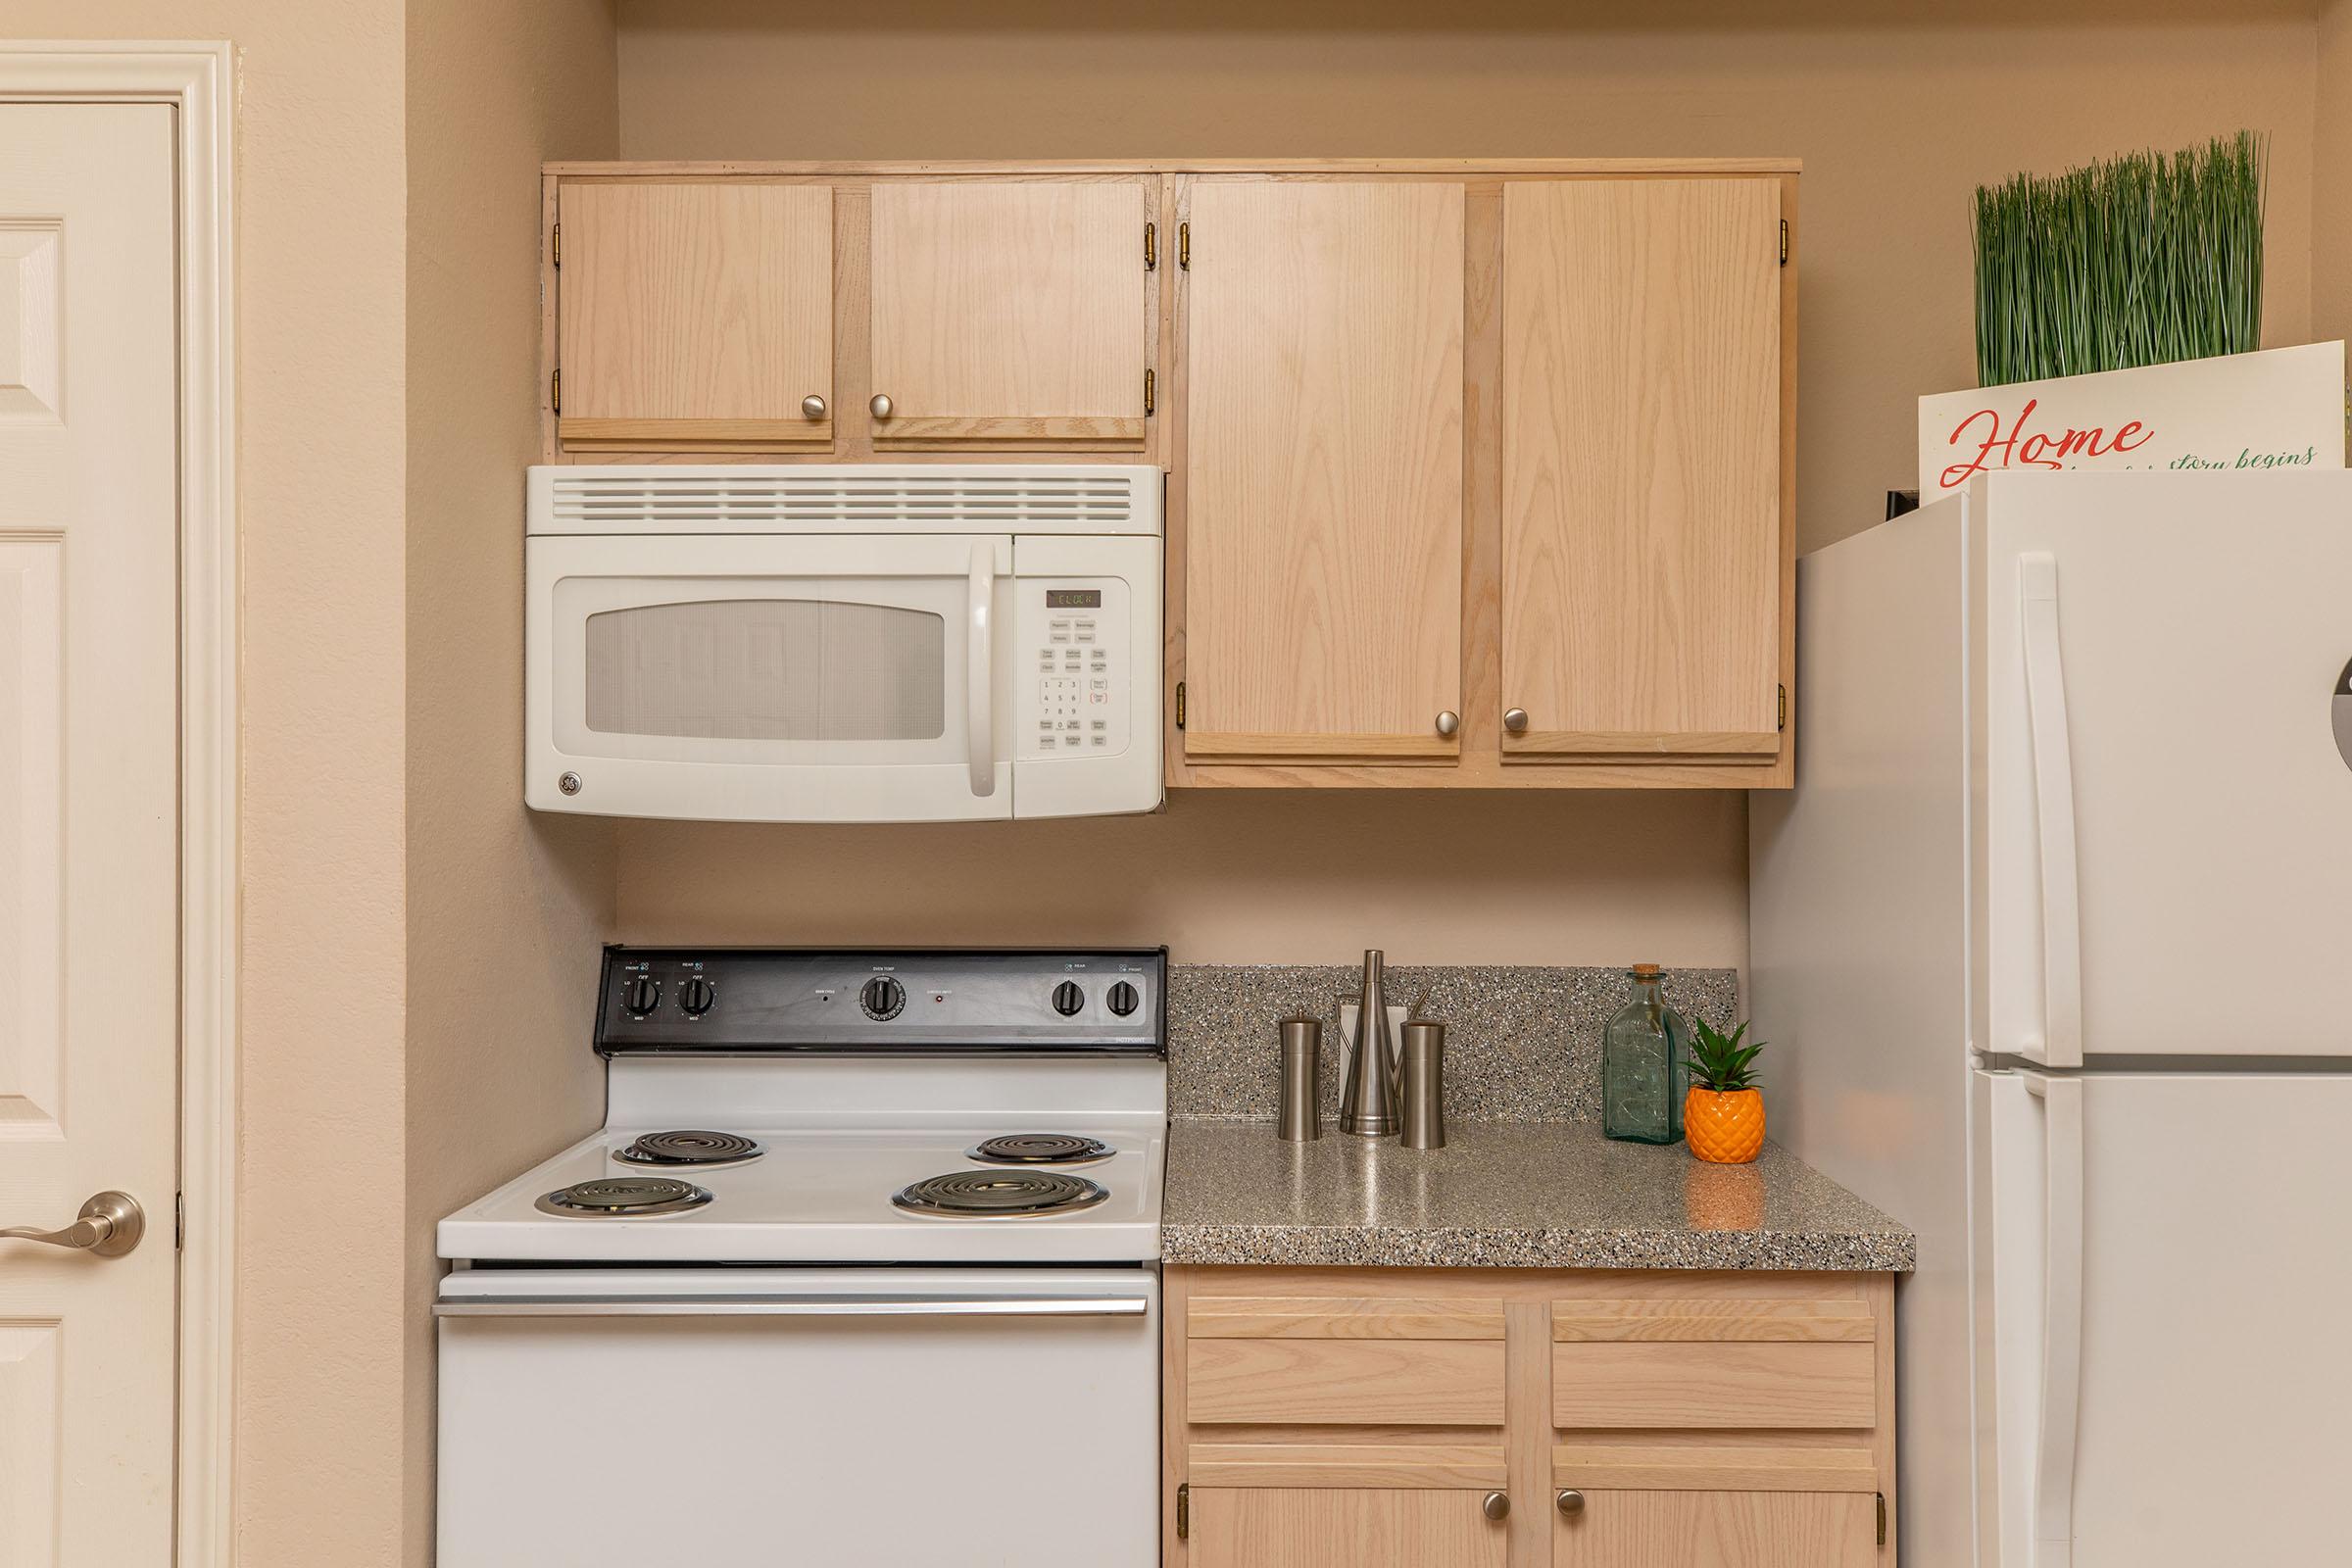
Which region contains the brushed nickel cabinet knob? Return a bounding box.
[802,394,827,419]
[1503,708,1530,734]
[1482,1492,1510,1522]
[1435,710,1459,738]
[869,393,894,419]
[1556,1489,1587,1517]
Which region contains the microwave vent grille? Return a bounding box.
[542,468,1147,531]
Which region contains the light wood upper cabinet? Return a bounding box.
[1191,1488,1509,1568]
[557,181,835,452]
[867,179,1154,448]
[1180,179,1465,763]
[1499,178,1784,762]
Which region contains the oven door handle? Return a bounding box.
[434,1293,1150,1320]
[966,541,997,799]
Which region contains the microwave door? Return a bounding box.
[528,533,1013,822]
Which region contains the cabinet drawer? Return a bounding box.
[1551,1298,1877,1430]
[1189,1338,1506,1426]
[1190,1488,1509,1568]
[1552,1489,1878,1568]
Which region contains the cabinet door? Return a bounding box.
[1553,1490,1876,1568]
[867,179,1152,448]
[1182,179,1464,763]
[1499,178,1782,761]
[1191,1488,1506,1568]
[557,181,834,453]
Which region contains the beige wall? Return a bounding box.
[618,790,1750,965]
[403,3,618,1564]
[2318,0,2352,348]
[608,0,2323,969]
[11,3,414,1564]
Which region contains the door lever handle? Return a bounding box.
[1,1192,145,1257]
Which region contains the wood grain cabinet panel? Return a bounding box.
[1188,1337,1505,1426]
[1499,178,1783,761]
[1180,179,1465,763]
[1190,1488,1509,1568]
[1552,1341,1877,1431]
[868,179,1153,447]
[557,181,834,452]
[1553,1490,1878,1568]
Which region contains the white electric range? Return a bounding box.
[435,947,1167,1568]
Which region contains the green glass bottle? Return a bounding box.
[1602,963,1690,1145]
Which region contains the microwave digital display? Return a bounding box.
[1046,589,1102,610]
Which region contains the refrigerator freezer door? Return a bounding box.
[1979,1069,2352,1566]
[1983,472,2352,1060]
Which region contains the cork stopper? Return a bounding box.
[1631,962,1662,980]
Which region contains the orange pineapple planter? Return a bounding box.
[1684,1019,1767,1165]
[1685,1087,1766,1164]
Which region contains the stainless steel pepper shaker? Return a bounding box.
[1277,1017,1322,1142]
[1339,950,1400,1137]
[1398,1019,1446,1150]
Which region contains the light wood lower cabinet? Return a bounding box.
[1166,1267,1894,1568]
[1192,1487,1511,1568]
[1552,1490,1878,1568]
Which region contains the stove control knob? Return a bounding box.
[1052,980,1086,1017]
[1105,981,1141,1017]
[678,976,715,1017]
[859,976,906,1020]
[621,976,661,1016]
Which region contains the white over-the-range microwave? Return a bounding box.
[525,465,1163,822]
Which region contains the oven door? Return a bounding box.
[436,1267,1158,1566]
[528,533,1013,821]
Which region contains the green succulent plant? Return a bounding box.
[1685,1019,1765,1094]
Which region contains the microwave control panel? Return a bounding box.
[1026,581,1128,759]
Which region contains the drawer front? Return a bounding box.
[1552,1489,1878,1568]
[1552,1341,1877,1430]
[1190,1296,1506,1341]
[1191,1487,1510,1568]
[1189,1338,1507,1426]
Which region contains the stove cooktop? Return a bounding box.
[442,1118,1165,1265]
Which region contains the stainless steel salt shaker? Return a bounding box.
[1398,1020,1446,1150]
[1277,1017,1322,1142]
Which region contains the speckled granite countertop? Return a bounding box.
[1160,1119,1915,1273]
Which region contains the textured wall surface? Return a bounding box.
[402,3,619,1562]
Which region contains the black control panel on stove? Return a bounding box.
[595,947,1168,1056]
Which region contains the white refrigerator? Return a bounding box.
[1751,470,2352,1568]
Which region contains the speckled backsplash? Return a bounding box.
[1166,964,1738,1123]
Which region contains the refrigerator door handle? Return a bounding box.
[2023,1070,2085,1568]
[2020,554,2084,1069]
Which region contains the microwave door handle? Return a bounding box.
[966,541,997,798]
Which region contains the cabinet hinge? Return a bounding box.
[1145,220,1157,270]
[1174,681,1186,729]
[1778,682,1788,732]
[1178,220,1190,270]
[551,368,561,415]
[1780,218,1789,267]
[1144,368,1155,417]
[1176,1482,1190,1540]
[552,221,560,270]
[1876,1492,1886,1546]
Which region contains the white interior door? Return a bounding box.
[1979,1070,2352,1567]
[1983,471,2352,1060]
[0,104,180,1563]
